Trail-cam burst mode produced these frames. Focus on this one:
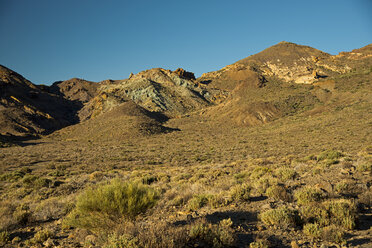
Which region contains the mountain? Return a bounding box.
[1,42,371,248]
[0,65,78,136]
[1,41,371,137]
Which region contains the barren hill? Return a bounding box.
[0,65,78,136]
[51,101,175,142]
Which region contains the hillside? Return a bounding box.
[0,42,371,248]
[0,65,78,136]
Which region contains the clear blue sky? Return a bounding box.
[0,0,371,85]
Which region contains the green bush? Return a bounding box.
[317,150,343,161]
[324,199,356,230]
[249,166,272,180]
[356,163,371,173]
[249,240,269,248]
[303,223,322,239]
[104,234,138,248]
[294,187,324,205]
[188,195,209,211]
[321,225,345,244]
[229,183,251,202]
[260,206,300,228]
[300,204,329,227]
[189,218,234,248]
[0,170,25,182]
[32,229,54,244]
[265,185,291,202]
[64,179,159,232]
[252,175,278,195]
[275,167,297,181]
[0,231,10,246]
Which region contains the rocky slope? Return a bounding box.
[80,68,211,121]
[0,65,78,136]
[1,41,371,137]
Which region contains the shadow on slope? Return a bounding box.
[51,101,179,142]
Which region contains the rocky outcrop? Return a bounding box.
[173,68,196,80]
[80,68,211,120]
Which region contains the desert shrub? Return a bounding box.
[252,175,278,195]
[229,183,251,202]
[321,225,345,244]
[207,194,231,208]
[335,181,349,194]
[234,171,249,183]
[303,154,316,161]
[249,240,269,248]
[260,206,300,228]
[0,170,25,182]
[317,150,343,161]
[300,204,329,227]
[0,231,10,246]
[356,163,371,173]
[0,202,16,231]
[34,198,69,221]
[303,223,322,239]
[324,199,356,230]
[64,179,159,232]
[275,167,297,181]
[294,187,324,205]
[13,203,31,226]
[189,218,234,248]
[265,185,291,202]
[250,166,272,180]
[28,229,54,244]
[135,220,189,248]
[22,175,52,188]
[104,234,138,248]
[300,199,357,230]
[188,195,209,211]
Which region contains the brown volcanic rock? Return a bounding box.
[50,78,99,103]
[0,65,78,136]
[173,68,196,80]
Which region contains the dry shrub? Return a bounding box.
[321,225,346,244]
[229,183,251,202]
[294,187,324,205]
[64,179,159,233]
[189,218,235,248]
[303,222,322,239]
[323,199,357,230]
[275,167,297,181]
[265,185,291,202]
[260,206,300,228]
[33,197,70,222]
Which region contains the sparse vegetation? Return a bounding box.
[294,187,324,205]
[260,206,300,228]
[0,42,371,247]
[64,179,159,232]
